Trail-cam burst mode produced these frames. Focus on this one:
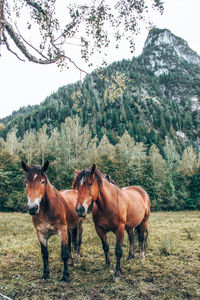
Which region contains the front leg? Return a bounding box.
[95,225,110,267]
[37,232,49,279]
[41,243,50,279]
[59,225,70,282]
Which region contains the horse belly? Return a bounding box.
[93,209,121,233]
[125,194,146,228]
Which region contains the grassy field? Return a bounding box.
[0,211,200,300]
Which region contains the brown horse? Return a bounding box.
[21,160,84,282]
[73,164,150,279]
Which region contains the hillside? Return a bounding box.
[1,28,200,153]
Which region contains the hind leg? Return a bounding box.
[114,224,125,278]
[126,228,135,260]
[137,221,148,260]
[59,225,70,282]
[74,220,84,264]
[68,230,72,258]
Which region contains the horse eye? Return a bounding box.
[24,179,28,185]
[41,180,45,185]
[89,182,92,186]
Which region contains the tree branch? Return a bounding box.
[63,54,88,75]
[3,32,25,61]
[25,0,46,15]
[3,19,60,64]
[14,22,50,61]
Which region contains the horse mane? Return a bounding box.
[73,167,118,189]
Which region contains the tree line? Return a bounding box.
[0,116,199,212]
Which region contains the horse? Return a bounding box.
[21,160,84,282]
[73,164,150,279]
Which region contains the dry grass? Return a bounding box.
[0,211,200,299]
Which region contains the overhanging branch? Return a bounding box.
[3,19,60,64]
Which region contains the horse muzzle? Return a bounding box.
[27,203,39,215]
[75,205,87,218]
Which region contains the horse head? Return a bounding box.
[73,164,99,218]
[21,160,49,215]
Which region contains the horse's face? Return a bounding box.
[22,161,49,215]
[74,165,99,218]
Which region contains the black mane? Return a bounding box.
[73,167,117,189]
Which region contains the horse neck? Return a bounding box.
[96,178,117,211]
[41,179,58,212]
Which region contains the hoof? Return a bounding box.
[127,255,134,260]
[114,269,122,279]
[74,254,81,265]
[114,273,121,281]
[139,252,146,260]
[105,260,111,267]
[61,275,70,282]
[41,273,49,280]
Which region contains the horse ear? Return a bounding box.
[91,164,96,175]
[42,160,49,173]
[74,169,80,175]
[21,161,29,172]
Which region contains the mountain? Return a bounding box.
[1,28,200,153]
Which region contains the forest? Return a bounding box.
[0,116,200,212]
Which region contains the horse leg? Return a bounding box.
[137,221,148,260]
[95,225,110,266]
[126,228,135,260]
[115,225,125,279]
[68,230,72,259]
[59,225,71,282]
[37,232,50,279]
[74,220,84,264]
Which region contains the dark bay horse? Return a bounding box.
[73,165,150,279]
[22,160,84,282]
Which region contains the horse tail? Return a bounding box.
[144,190,150,219]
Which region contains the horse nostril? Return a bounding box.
[80,206,85,213]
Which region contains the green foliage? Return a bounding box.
[0,116,199,212]
[0,150,26,212]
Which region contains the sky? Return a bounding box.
[1,0,200,119]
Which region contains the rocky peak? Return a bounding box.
[141,28,200,76]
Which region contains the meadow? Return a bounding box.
[0,211,200,300]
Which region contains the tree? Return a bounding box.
[0,0,163,69]
[4,127,21,156]
[163,136,180,172]
[149,144,166,209]
[115,130,135,163]
[97,134,115,159]
[36,124,49,165]
[179,146,198,178]
[22,130,37,165]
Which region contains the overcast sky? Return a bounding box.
[1,0,200,119]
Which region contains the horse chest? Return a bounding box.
[36,221,57,236]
